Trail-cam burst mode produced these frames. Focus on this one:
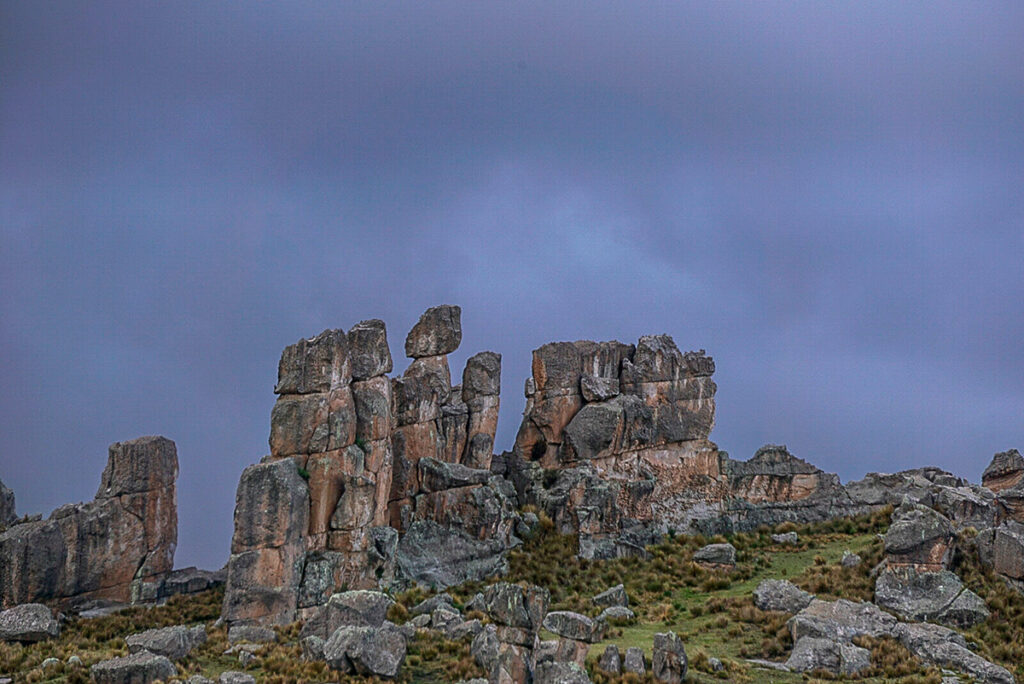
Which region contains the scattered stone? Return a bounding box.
[431,606,462,632]
[237,650,256,667]
[218,672,256,684]
[67,655,83,667]
[598,644,622,674]
[542,611,606,643]
[405,305,462,358]
[534,660,592,683]
[598,605,635,622]
[324,622,408,678]
[228,624,277,644]
[0,604,59,642]
[771,531,799,545]
[300,635,325,661]
[410,592,457,616]
[41,657,60,669]
[788,598,899,642]
[841,550,862,568]
[753,579,814,614]
[592,583,628,607]
[708,656,724,672]
[186,676,214,684]
[693,543,736,567]
[448,618,483,640]
[652,631,687,683]
[409,614,431,629]
[623,646,646,675]
[785,636,871,675]
[126,623,206,660]
[745,658,791,672]
[91,650,176,684]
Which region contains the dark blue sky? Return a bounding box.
[2,3,1022,570]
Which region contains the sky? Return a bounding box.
[1,2,1022,570]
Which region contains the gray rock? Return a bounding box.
[160,566,227,598]
[753,579,814,614]
[237,650,255,667]
[580,375,619,402]
[534,661,592,684]
[405,305,462,358]
[347,319,393,380]
[228,624,277,644]
[895,622,1015,684]
[465,592,486,613]
[300,635,325,661]
[480,582,549,630]
[218,672,256,684]
[410,592,457,617]
[431,606,462,632]
[0,478,15,528]
[274,328,350,394]
[0,603,59,642]
[324,622,407,678]
[745,658,791,672]
[395,520,511,589]
[41,657,60,669]
[409,614,431,629]
[598,606,635,622]
[841,550,862,567]
[785,636,871,675]
[623,647,646,674]
[977,521,1024,581]
[300,589,395,640]
[418,458,492,492]
[771,531,799,545]
[875,567,989,628]
[542,611,606,643]
[462,351,501,400]
[982,449,1024,491]
[788,598,898,642]
[693,542,736,566]
[67,655,83,667]
[652,631,687,683]
[186,676,214,684]
[708,657,724,672]
[448,618,483,640]
[592,583,628,607]
[470,624,500,673]
[598,644,621,674]
[126,623,206,660]
[91,650,176,684]
[883,502,954,567]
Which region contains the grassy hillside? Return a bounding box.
[4,506,1024,683]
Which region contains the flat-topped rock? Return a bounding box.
[0,604,59,642]
[753,579,814,613]
[983,449,1024,493]
[348,319,393,380]
[91,650,176,684]
[126,624,206,660]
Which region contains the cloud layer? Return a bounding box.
[2,3,1022,569]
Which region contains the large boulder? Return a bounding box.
[597,644,622,674]
[534,660,592,684]
[592,584,627,608]
[394,520,510,589]
[623,647,646,675]
[982,449,1024,493]
[405,305,462,358]
[274,328,351,395]
[91,650,177,684]
[126,624,206,660]
[480,582,549,631]
[693,542,736,567]
[785,636,871,676]
[300,590,395,640]
[221,458,309,626]
[875,566,989,628]
[883,502,955,569]
[324,622,407,678]
[977,521,1024,581]
[0,603,59,642]
[0,436,178,608]
[895,622,1015,684]
[652,631,687,683]
[788,599,898,642]
[753,579,814,614]
[542,611,606,643]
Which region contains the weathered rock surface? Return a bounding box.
[623,646,646,674]
[983,449,1024,493]
[0,603,59,642]
[785,636,871,676]
[753,579,814,613]
[895,622,1015,684]
[218,672,256,684]
[405,305,462,358]
[126,624,206,660]
[542,611,606,643]
[883,502,955,570]
[875,566,989,628]
[0,479,15,529]
[652,631,687,683]
[348,319,393,380]
[91,650,176,684]
[598,644,621,674]
[978,521,1024,582]
[324,622,408,678]
[592,583,627,607]
[300,589,394,640]
[598,606,635,621]
[693,542,736,567]
[534,660,592,683]
[0,436,178,608]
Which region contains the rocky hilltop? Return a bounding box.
[1,305,1022,684]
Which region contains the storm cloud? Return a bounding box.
[2,2,1022,569]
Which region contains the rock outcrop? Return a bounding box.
[223,307,516,626]
[983,449,1024,493]
[0,436,178,608]
[0,478,15,529]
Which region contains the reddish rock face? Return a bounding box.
[0,436,178,608]
[982,449,1024,493]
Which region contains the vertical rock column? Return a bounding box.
[462,351,501,470]
[388,305,463,528]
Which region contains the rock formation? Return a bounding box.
[0,478,15,529]
[0,436,178,609]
